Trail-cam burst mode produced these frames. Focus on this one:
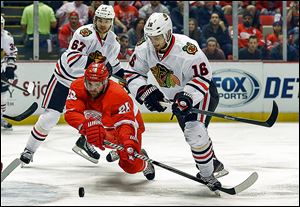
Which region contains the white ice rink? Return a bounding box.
[1,122,299,206]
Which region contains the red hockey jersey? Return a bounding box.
[65,78,145,145]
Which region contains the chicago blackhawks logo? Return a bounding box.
[182,42,198,55]
[150,63,180,88]
[80,28,92,37]
[88,50,106,63]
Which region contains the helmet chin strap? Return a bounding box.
[160,32,172,52]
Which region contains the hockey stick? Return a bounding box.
[103,140,258,195]
[3,102,38,121]
[108,74,278,127]
[1,77,35,94]
[160,100,278,128]
[1,158,22,182]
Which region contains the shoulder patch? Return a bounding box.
[80,28,92,37]
[182,42,198,55]
[136,37,146,46]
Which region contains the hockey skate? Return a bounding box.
[213,158,229,178]
[196,173,222,191]
[196,158,228,179]
[72,135,100,164]
[106,150,119,162]
[20,148,34,164]
[141,149,155,180]
[1,118,12,130]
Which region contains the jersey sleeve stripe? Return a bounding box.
[67,51,80,57]
[192,78,209,91]
[112,61,120,67]
[55,62,63,75]
[127,74,143,85]
[186,83,206,97]
[59,58,78,79]
[54,70,73,81]
[69,55,82,68]
[67,53,81,64]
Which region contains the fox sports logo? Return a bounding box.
[212,69,260,108]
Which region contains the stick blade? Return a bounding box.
[3,102,38,121]
[265,101,279,127]
[1,158,22,182]
[233,172,259,194]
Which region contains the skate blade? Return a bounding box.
[214,169,229,178]
[72,145,99,164]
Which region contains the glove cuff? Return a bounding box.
[136,84,157,104]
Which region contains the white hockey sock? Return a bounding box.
[191,139,214,177]
[26,123,49,153]
[1,91,8,118]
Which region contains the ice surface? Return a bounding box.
[1,123,299,206]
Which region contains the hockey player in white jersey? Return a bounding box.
[125,13,224,191]
[20,5,123,164]
[1,15,18,130]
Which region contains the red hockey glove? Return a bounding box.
[119,139,139,164]
[80,118,105,150]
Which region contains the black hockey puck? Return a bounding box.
[79,187,85,197]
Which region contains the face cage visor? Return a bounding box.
[84,79,108,94]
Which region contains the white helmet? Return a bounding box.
[94,4,115,20]
[144,13,173,42]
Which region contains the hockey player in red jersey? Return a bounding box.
[64,62,155,180]
[20,5,125,165]
[125,13,227,191]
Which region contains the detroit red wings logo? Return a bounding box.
[182,42,198,55]
[80,28,92,37]
[84,110,102,121]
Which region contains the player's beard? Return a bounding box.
[96,25,111,38]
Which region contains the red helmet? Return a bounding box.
[84,62,109,96]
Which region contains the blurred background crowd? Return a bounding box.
[1,1,299,61]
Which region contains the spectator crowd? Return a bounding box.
[3,1,300,61]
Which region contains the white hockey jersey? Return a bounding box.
[55,24,121,87]
[1,29,18,73]
[126,34,212,106]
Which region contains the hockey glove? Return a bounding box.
[136,84,166,112]
[80,118,105,150]
[172,92,193,116]
[119,139,139,164]
[4,61,17,80]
